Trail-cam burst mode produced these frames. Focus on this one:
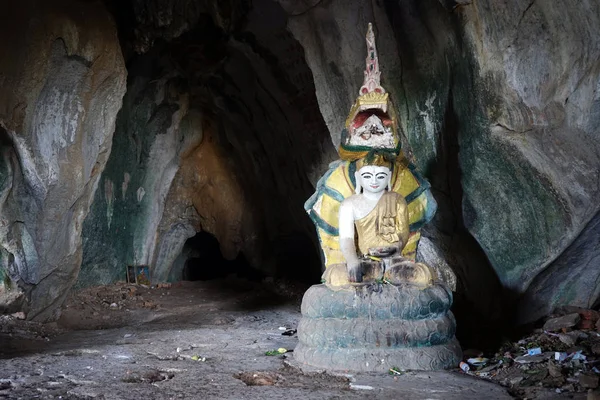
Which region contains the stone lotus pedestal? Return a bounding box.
[294,282,462,372]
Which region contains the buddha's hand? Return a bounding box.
[368,246,397,257]
[346,260,363,283]
[395,239,405,254]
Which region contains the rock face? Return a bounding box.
[80,49,195,286]
[0,0,127,320]
[80,0,334,287]
[460,1,600,322]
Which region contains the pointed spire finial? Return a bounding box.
[359,23,386,95]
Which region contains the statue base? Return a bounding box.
[294,283,462,372]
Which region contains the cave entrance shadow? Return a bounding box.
[180,231,262,282]
[173,231,311,311]
[425,87,522,351]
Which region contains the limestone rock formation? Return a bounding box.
[461,1,600,322]
[80,0,334,289]
[0,0,127,321]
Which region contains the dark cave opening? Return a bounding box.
[179,231,263,282]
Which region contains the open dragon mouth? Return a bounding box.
[355,115,391,140]
[348,113,395,148]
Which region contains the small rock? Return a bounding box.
[548,362,563,378]
[579,374,599,389]
[579,319,595,330]
[560,307,600,322]
[110,303,118,308]
[543,313,580,332]
[0,379,13,390]
[558,333,577,346]
[509,376,524,385]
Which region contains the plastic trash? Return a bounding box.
[527,347,542,356]
[459,361,470,372]
[467,357,489,366]
[555,352,568,362]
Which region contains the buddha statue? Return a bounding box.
[323,151,435,289]
[294,23,461,372]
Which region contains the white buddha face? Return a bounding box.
[356,165,391,194]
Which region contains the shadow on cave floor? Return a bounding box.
[0,275,310,359]
[0,231,318,359]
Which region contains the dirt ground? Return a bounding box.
[0,278,585,399]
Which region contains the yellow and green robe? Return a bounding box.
[305,155,436,268]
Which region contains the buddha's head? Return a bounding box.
[355,152,394,194]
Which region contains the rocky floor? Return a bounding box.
[0,279,586,399]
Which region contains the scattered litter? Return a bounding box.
[281,329,297,336]
[476,360,503,376]
[459,361,470,372]
[11,312,25,320]
[278,327,287,331]
[190,355,206,362]
[527,347,542,356]
[555,352,568,362]
[124,334,133,338]
[514,352,553,364]
[460,306,600,396]
[467,357,489,366]
[389,367,403,375]
[265,348,289,356]
[349,383,374,390]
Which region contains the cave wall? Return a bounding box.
[79,47,195,286]
[461,1,600,322]
[79,0,334,288]
[0,0,127,320]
